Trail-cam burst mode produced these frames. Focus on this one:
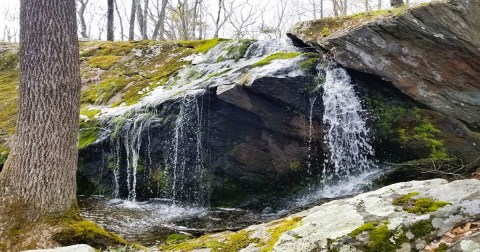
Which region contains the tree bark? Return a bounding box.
[107,0,115,41]
[0,0,81,218]
[390,0,404,7]
[129,0,137,40]
[114,0,125,40]
[152,0,168,40]
[78,0,89,38]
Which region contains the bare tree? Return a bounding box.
[333,0,348,16]
[77,0,90,38]
[273,0,288,39]
[151,0,169,40]
[114,0,125,40]
[226,0,262,39]
[206,0,232,38]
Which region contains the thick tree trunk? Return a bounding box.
[107,0,115,41]
[0,0,81,218]
[129,0,137,40]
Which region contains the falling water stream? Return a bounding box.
[79,47,381,245]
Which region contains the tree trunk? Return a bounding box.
[129,0,137,40]
[78,0,89,38]
[107,0,115,41]
[390,0,404,8]
[152,0,168,40]
[114,0,125,40]
[0,0,81,219]
[213,0,222,38]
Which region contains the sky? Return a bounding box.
[0,0,431,42]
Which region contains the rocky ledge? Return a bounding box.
[161,179,480,252]
[289,0,480,129]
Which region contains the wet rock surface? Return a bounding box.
[161,179,480,252]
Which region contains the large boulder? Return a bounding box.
[289,0,480,129]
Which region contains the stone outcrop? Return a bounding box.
[289,0,480,129]
[161,179,480,252]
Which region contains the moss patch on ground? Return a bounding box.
[0,48,19,162]
[161,230,259,252]
[260,217,303,252]
[393,192,449,215]
[293,4,430,44]
[349,222,379,237]
[366,224,408,252]
[252,52,301,68]
[52,207,126,249]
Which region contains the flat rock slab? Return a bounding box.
[25,244,95,252]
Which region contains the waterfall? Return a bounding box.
[321,65,376,183]
[169,91,207,206]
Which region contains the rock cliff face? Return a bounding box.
[160,179,480,252]
[289,0,480,129]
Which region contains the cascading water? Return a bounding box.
[321,64,376,184]
[168,91,208,206]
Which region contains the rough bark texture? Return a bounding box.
[288,0,480,129]
[0,0,81,217]
[107,0,115,41]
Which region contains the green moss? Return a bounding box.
[88,56,121,70]
[299,56,321,71]
[178,38,228,54]
[260,217,303,252]
[392,192,419,206]
[298,6,410,43]
[81,109,101,118]
[349,222,378,237]
[366,92,448,161]
[0,51,19,71]
[215,55,226,63]
[80,41,134,57]
[226,39,256,61]
[412,122,448,159]
[435,243,449,252]
[81,75,131,105]
[53,220,126,249]
[207,68,231,79]
[166,233,192,245]
[393,192,449,215]
[410,219,434,237]
[405,198,449,215]
[0,50,20,155]
[79,120,101,149]
[161,230,259,252]
[252,52,301,68]
[366,224,408,252]
[289,161,301,171]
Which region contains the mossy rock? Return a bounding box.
[393,192,449,215]
[53,220,126,249]
[252,52,301,68]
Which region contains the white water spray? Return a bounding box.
[321,65,376,183]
